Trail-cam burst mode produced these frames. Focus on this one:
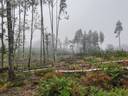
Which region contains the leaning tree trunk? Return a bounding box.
[28,2,34,70]
[40,0,46,66]
[7,0,15,81]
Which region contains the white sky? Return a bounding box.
[56,0,128,48]
[24,0,128,49]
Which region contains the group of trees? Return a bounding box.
[63,29,104,55]
[74,29,104,54]
[0,0,68,80]
[0,0,125,81]
[63,20,124,55]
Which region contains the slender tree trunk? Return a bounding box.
[46,34,49,61]
[1,0,4,68]
[12,0,17,70]
[12,0,16,33]
[23,0,27,59]
[55,19,60,46]
[28,2,34,70]
[51,2,55,64]
[18,1,21,57]
[40,0,45,66]
[48,2,55,66]
[119,34,121,50]
[55,2,60,61]
[7,0,15,81]
[13,1,21,69]
[55,0,64,60]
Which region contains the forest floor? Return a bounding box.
[0,73,40,96]
[1,56,128,96]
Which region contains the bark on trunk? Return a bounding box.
[1,0,4,68]
[7,0,15,81]
[23,0,27,58]
[40,0,46,66]
[28,1,34,70]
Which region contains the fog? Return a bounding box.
[60,0,128,46]
[53,0,128,48]
[19,0,128,49]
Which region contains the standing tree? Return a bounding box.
[40,0,46,65]
[99,31,104,63]
[7,0,15,80]
[13,0,23,65]
[22,0,27,58]
[22,0,31,59]
[69,41,75,55]
[45,33,51,61]
[44,0,68,64]
[99,31,104,52]
[73,29,83,45]
[114,20,123,50]
[0,0,5,68]
[55,0,67,57]
[28,0,35,69]
[82,31,87,54]
[64,37,69,49]
[41,0,55,65]
[12,0,16,33]
[18,0,21,55]
[73,29,83,53]
[46,0,55,64]
[40,0,46,66]
[99,31,104,46]
[86,30,93,52]
[92,31,99,48]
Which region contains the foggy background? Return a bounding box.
[30,0,128,49]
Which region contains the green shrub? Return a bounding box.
[102,50,128,60]
[37,77,86,96]
[109,88,128,96]
[99,63,125,87]
[89,86,108,96]
[89,87,128,96]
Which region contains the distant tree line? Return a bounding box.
[63,29,104,55]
